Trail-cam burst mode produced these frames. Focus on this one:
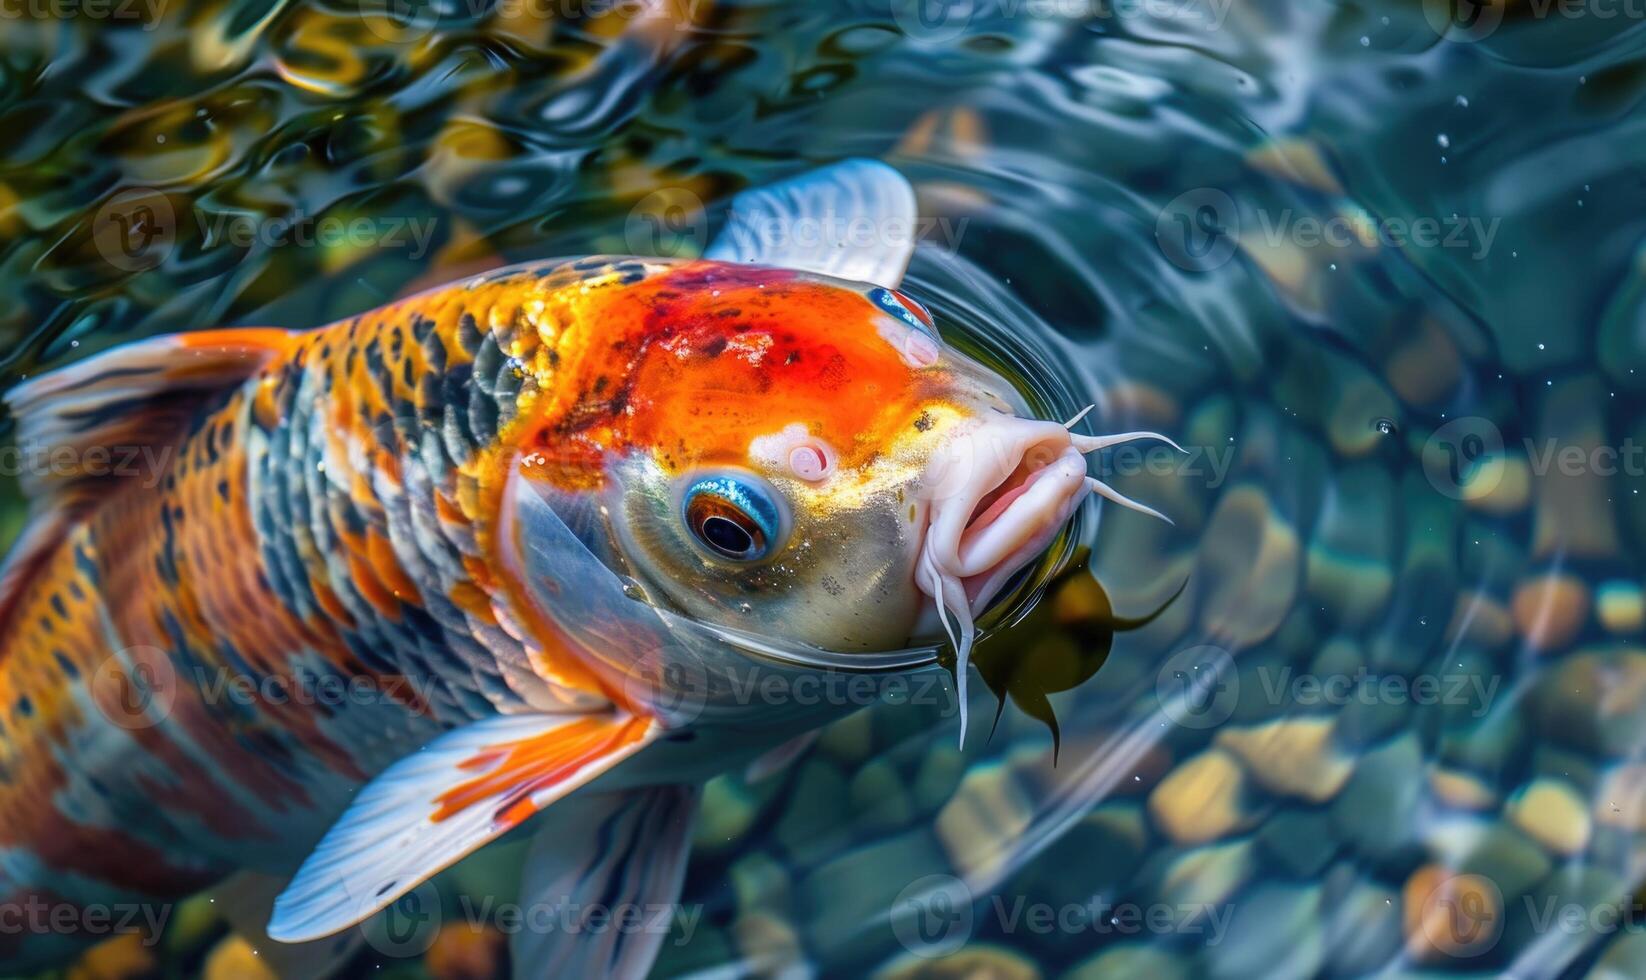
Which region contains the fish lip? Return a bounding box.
[915,413,1093,619]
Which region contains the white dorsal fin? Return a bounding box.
[705,158,918,288]
[511,784,701,980]
[268,711,659,945]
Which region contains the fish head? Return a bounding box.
[507,261,1153,671]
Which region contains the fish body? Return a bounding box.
[0,161,1171,975]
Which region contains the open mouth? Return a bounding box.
[915,410,1177,741]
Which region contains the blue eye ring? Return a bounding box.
[680,472,787,563]
[869,287,938,338]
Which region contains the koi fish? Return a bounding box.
[0,160,1173,976]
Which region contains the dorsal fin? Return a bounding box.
[704,158,919,288]
[0,327,295,623]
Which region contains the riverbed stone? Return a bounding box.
[1331,733,1423,861]
[1402,864,1503,963]
[1148,748,1255,844]
[1512,572,1591,652]
[873,944,1041,980]
[1597,580,1645,634]
[1507,777,1591,856]
[1197,485,1302,647]
[1429,767,1498,811]
[1322,874,1402,976]
[799,827,950,954]
[1215,716,1354,803]
[935,762,1036,883]
[1062,943,1190,980]
[1206,882,1323,980]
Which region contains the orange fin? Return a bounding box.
[268,711,658,943]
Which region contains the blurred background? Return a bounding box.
[2,0,1645,977]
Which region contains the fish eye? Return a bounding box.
[870,287,938,338]
[681,473,785,563]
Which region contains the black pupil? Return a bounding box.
[700,515,754,556]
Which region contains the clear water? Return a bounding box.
[3,0,1642,977]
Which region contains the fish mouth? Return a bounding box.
[914,410,1177,741]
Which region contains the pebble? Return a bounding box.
[1151,838,1256,910]
[775,759,853,866]
[874,944,1041,980]
[1322,874,1402,976]
[1447,591,1516,648]
[201,935,277,980]
[1147,748,1254,844]
[1428,768,1498,810]
[734,911,807,978]
[1511,572,1591,651]
[1591,929,1646,979]
[731,852,794,915]
[425,923,506,980]
[1402,864,1502,962]
[935,763,1035,884]
[695,775,761,853]
[801,827,950,952]
[1532,649,1646,757]
[1507,777,1591,855]
[1330,733,1422,860]
[1597,580,1645,633]
[1464,452,1532,514]
[1064,944,1188,980]
[66,933,158,980]
[1197,486,1302,647]
[850,759,917,834]
[1216,716,1354,803]
[1207,882,1323,980]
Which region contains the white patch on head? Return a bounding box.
[749,423,837,481]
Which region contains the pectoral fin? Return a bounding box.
[512,784,702,980]
[268,711,657,944]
